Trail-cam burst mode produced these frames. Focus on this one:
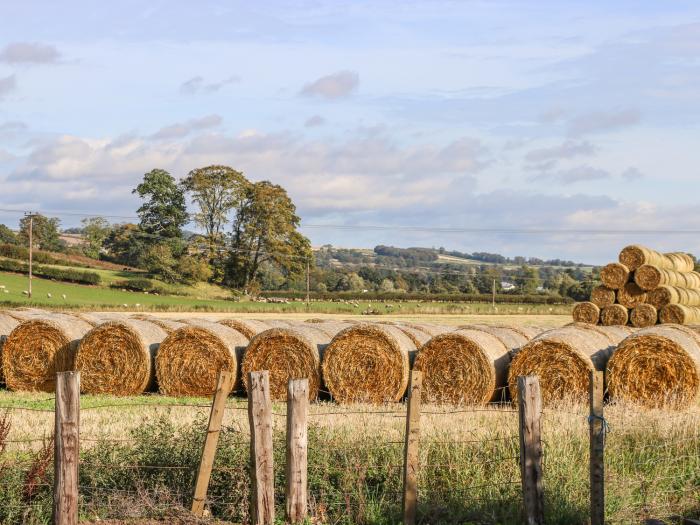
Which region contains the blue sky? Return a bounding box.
[1,1,700,263]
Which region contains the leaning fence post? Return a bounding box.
[518,375,544,525]
[54,371,80,525]
[248,371,275,525]
[402,371,422,525]
[191,370,235,517]
[589,371,605,525]
[286,378,309,523]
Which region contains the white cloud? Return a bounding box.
[620,166,645,181]
[0,42,60,64]
[304,115,326,127]
[525,140,596,163]
[0,75,16,98]
[179,75,240,94]
[531,165,611,184]
[149,114,223,140]
[567,108,641,136]
[300,71,359,99]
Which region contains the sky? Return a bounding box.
[1,1,700,264]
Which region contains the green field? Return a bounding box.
[0,271,573,315]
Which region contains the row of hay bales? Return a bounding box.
[0,309,698,409]
[574,244,700,327]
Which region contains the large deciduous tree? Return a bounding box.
[81,217,111,259]
[181,165,249,258]
[132,169,188,239]
[225,181,312,290]
[18,214,63,251]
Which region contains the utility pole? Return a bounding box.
[492,278,496,308]
[306,259,310,309]
[25,212,36,299]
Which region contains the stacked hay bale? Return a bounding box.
[0,313,19,385]
[573,245,699,327]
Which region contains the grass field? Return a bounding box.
[0,390,697,524]
[0,271,574,315]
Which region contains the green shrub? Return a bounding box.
[109,278,155,292]
[0,258,101,285]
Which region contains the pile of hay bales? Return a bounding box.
[0,313,19,385]
[574,245,700,327]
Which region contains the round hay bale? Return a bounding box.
[2,308,50,321]
[607,325,700,408]
[630,304,658,328]
[415,326,532,404]
[616,282,647,309]
[572,302,600,325]
[322,324,416,404]
[600,304,629,326]
[377,321,431,348]
[3,314,93,392]
[242,325,331,401]
[74,312,130,326]
[156,321,248,397]
[459,324,541,341]
[634,264,700,291]
[218,319,270,340]
[134,317,186,334]
[400,323,452,337]
[304,318,326,323]
[619,245,694,273]
[647,286,700,309]
[590,285,616,308]
[0,313,19,385]
[600,263,630,290]
[306,322,353,338]
[660,305,700,325]
[76,319,168,395]
[508,323,631,404]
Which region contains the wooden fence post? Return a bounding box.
[286,379,309,523]
[248,371,275,525]
[54,371,80,525]
[589,371,605,525]
[518,375,544,525]
[191,370,235,517]
[402,371,422,525]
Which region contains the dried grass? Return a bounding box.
[242,325,332,401]
[74,312,131,326]
[660,305,700,325]
[616,282,647,309]
[647,285,700,309]
[378,321,431,348]
[2,314,92,392]
[590,285,616,308]
[156,321,248,397]
[572,302,600,325]
[630,304,658,328]
[131,317,186,334]
[75,319,168,395]
[600,304,629,326]
[322,324,416,404]
[619,244,695,272]
[607,324,700,408]
[634,264,700,291]
[217,318,270,339]
[414,326,532,404]
[600,263,630,290]
[0,313,19,385]
[508,323,632,404]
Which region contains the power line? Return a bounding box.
[2,207,700,235]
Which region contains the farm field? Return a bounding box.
[0,271,573,315]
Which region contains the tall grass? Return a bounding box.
[0,400,697,524]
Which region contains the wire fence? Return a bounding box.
[0,376,698,524]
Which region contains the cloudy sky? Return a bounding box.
[1,1,700,263]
